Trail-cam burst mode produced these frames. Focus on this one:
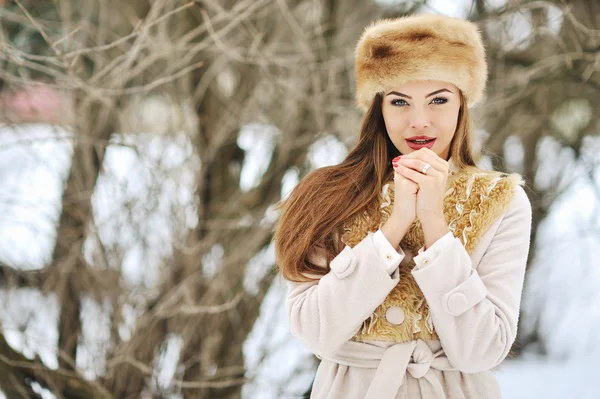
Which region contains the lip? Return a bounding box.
[406,138,436,150]
[406,135,435,140]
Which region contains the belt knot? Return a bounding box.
[406,339,435,378]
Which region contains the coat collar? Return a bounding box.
[447,156,458,173]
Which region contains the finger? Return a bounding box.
[398,158,442,176]
[393,167,418,184]
[396,149,443,168]
[418,148,449,170]
[395,163,426,184]
[394,149,448,174]
[407,149,448,174]
[393,170,412,185]
[394,170,407,182]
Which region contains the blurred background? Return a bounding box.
[0,0,599,398]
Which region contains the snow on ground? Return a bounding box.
[497,355,600,399]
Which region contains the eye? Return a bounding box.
[391,99,408,107]
[431,97,448,105]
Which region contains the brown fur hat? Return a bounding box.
[355,14,487,110]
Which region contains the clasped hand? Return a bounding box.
[392,148,449,226]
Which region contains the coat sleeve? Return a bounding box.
[411,185,532,373]
[285,229,404,357]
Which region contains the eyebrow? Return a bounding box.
[385,88,452,99]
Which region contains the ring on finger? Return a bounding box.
[422,163,431,174]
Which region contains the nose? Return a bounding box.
[410,107,430,130]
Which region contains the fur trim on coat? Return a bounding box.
[340,167,524,342]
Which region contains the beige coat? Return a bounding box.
[284,162,533,398]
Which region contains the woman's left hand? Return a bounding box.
[394,148,449,229]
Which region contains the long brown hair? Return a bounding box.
[273,92,483,283]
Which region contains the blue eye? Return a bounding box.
[391,97,448,107]
[391,99,408,107]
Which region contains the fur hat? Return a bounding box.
[354,14,487,110]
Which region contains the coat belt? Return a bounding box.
[316,339,456,399]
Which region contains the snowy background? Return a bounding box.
[2,0,600,398]
[2,122,600,399]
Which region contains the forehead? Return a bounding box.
[385,80,458,95]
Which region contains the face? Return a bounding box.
[381,80,461,160]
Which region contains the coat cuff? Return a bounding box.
[413,231,455,270]
[372,228,405,275]
[411,237,486,316]
[442,269,488,316]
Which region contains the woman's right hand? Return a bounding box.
[379,156,418,250]
[391,155,418,226]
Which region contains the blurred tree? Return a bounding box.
[471,0,600,355]
[0,0,381,397]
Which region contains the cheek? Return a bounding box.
[435,107,460,137]
[382,108,409,134]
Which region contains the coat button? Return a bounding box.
[385,306,405,325]
[447,292,468,315]
[386,254,392,260]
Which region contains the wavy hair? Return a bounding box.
[274,92,482,282]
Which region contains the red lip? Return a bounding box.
[406,135,435,140]
[406,138,436,150]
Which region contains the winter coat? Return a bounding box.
[284,158,533,398]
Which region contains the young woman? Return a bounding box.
[274,14,532,399]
